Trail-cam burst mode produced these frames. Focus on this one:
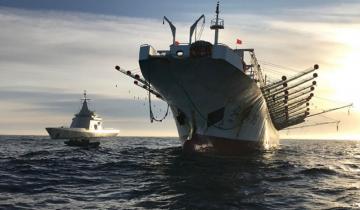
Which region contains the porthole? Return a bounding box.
[176,50,184,57]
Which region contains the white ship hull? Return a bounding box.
[140,57,279,154]
[46,127,119,139]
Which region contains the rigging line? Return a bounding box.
[301,114,337,124]
[194,25,197,41]
[264,75,277,80]
[264,66,285,73]
[149,91,170,122]
[146,68,170,123]
[317,114,339,122]
[262,65,284,73]
[261,64,299,75]
[262,67,287,76]
[262,66,299,77]
[263,71,281,78]
[260,60,301,73]
[259,60,302,73]
[152,102,170,122]
[313,96,351,105]
[261,62,299,72]
[264,77,278,83]
[283,121,340,130]
[307,103,353,118]
[198,20,205,40]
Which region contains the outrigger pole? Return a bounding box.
[307,103,353,118]
[284,103,353,130]
[114,65,163,100]
[115,65,148,85]
[115,65,169,123]
[133,81,163,100]
[284,121,340,130]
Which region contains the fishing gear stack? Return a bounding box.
[261,64,319,130]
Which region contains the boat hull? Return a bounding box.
[46,127,119,139]
[183,133,264,155]
[139,56,279,153]
[64,139,100,148]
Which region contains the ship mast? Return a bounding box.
[210,1,224,45]
[82,90,90,103]
[80,90,91,110]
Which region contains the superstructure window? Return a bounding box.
[94,124,98,130]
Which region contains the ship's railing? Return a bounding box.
[210,18,224,29]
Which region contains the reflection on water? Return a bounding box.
[0,136,359,209]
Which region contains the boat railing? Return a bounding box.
[210,18,224,29]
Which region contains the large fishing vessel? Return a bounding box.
[116,3,349,154]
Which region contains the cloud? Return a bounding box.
[0,7,181,135]
[0,7,172,95]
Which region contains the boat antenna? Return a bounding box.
[163,16,176,45]
[210,1,224,45]
[81,90,91,103]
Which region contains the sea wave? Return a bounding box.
[0,136,359,209]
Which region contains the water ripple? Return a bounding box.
[0,136,359,209]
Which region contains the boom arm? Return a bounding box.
[163,16,176,45]
[189,14,205,44]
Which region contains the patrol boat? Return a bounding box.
[46,91,119,146]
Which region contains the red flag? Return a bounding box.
[236,39,242,45]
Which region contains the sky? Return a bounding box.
[0,0,359,139]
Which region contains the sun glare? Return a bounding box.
[325,26,360,109]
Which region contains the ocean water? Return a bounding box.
[0,136,359,210]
